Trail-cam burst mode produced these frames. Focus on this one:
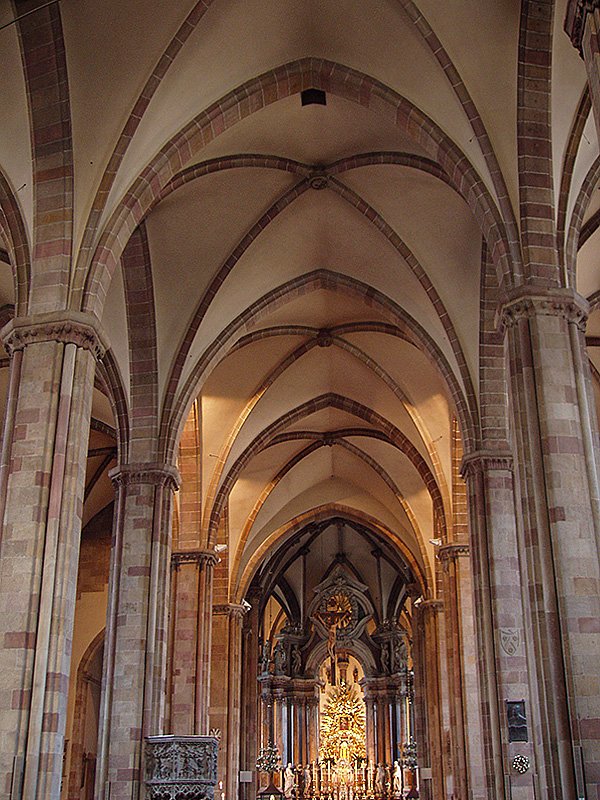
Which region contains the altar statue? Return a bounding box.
[303,764,312,796]
[284,764,295,799]
[392,761,402,795]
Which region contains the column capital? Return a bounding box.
[213,602,249,619]
[418,598,444,614]
[0,310,109,360]
[437,543,470,562]
[497,286,588,332]
[565,0,600,54]
[108,462,181,491]
[460,449,513,479]
[171,549,221,569]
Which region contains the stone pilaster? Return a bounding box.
[95,463,180,800]
[501,287,600,799]
[169,550,220,735]
[0,313,105,799]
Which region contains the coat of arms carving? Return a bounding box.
[499,628,520,656]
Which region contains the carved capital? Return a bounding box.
[565,0,600,54]
[460,449,513,479]
[109,462,181,492]
[213,602,248,619]
[1,311,109,360]
[437,543,470,562]
[418,598,444,614]
[498,287,588,332]
[171,549,220,569]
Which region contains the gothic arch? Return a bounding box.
[78,58,517,317]
[234,503,430,604]
[163,269,478,464]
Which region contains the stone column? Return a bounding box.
[240,593,261,800]
[364,695,376,763]
[462,451,536,800]
[415,600,444,800]
[438,544,487,800]
[212,603,248,800]
[307,696,319,762]
[227,604,247,800]
[95,463,180,800]
[502,288,600,799]
[258,677,275,756]
[169,550,220,734]
[361,678,404,767]
[0,313,105,800]
[437,550,467,800]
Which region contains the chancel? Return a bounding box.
[0,2,599,800]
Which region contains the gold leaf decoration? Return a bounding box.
[319,683,366,763]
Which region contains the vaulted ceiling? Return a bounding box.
[0,0,598,598]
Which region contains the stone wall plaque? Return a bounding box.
[506,701,528,743]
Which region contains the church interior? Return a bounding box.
[0,1,599,799]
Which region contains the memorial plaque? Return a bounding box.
[506,700,528,743]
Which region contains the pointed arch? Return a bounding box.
[78,58,517,317]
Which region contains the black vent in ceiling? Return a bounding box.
[301,88,327,106]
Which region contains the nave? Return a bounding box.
[0,2,599,800]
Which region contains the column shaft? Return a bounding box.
[0,316,102,800]
[439,558,468,800]
[463,453,536,800]
[95,464,179,800]
[503,291,600,798]
[417,601,444,800]
[169,551,218,734]
[226,607,246,800]
[240,596,260,799]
